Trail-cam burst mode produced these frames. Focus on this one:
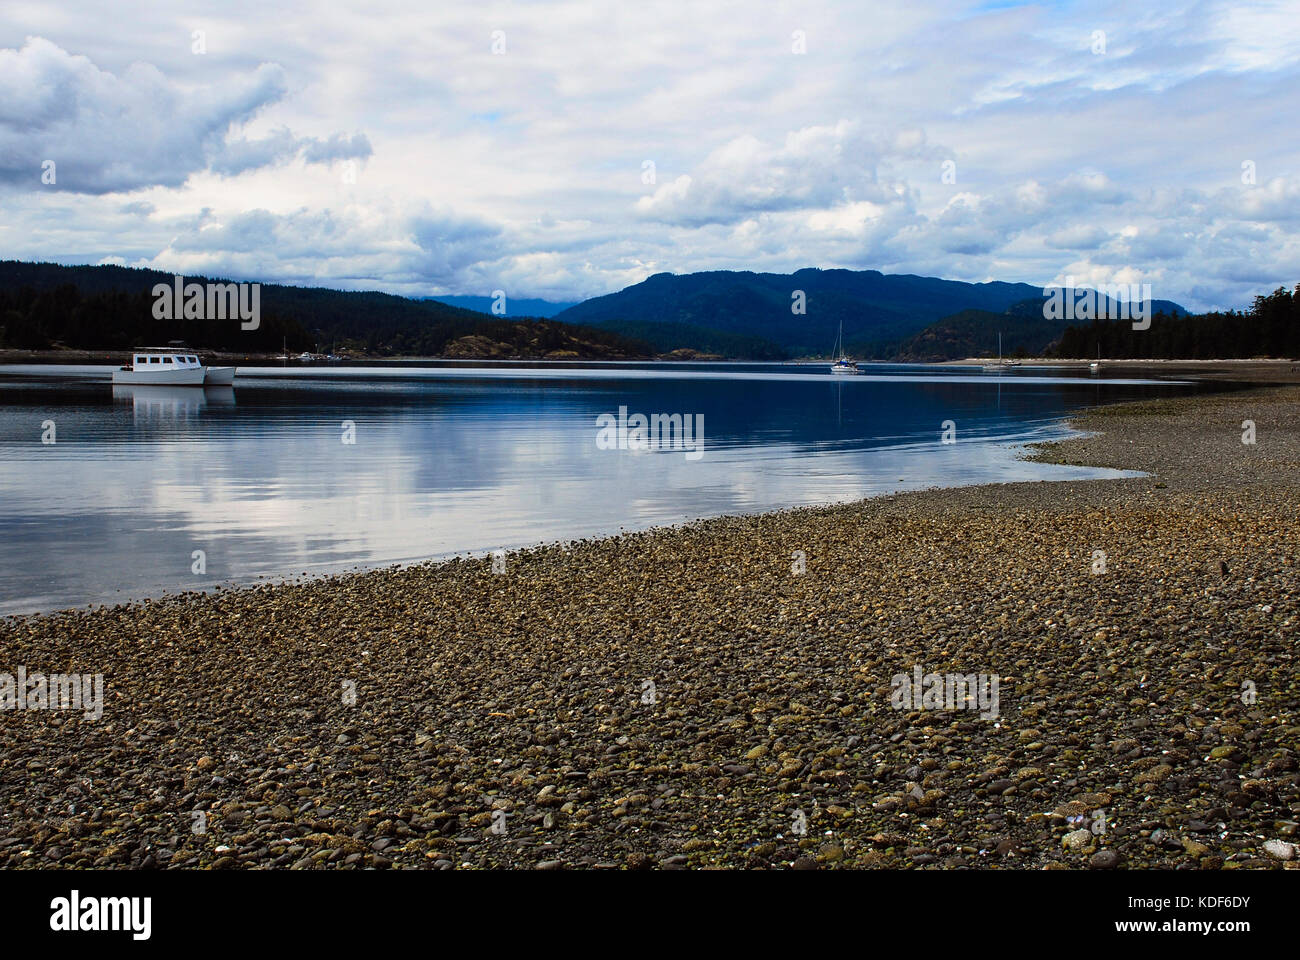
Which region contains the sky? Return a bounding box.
[1,0,1297,312]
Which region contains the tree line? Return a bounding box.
[1054,285,1300,359]
[0,261,648,358]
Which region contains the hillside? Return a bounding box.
[0,261,649,359]
[554,268,1048,358]
[1054,285,1298,359]
[897,296,1188,362]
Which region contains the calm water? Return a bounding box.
[0,361,1193,615]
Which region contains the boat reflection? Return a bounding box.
[112,384,235,419]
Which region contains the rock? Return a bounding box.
[1089,849,1121,869]
[1263,840,1295,861]
[817,845,844,863]
[1136,764,1173,784]
[1062,829,1093,852]
[1181,838,1210,858]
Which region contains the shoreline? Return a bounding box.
[7,349,1299,380]
[1,386,1297,869]
[944,357,1300,383]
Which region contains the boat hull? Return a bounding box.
[112,367,206,386]
[204,366,236,385]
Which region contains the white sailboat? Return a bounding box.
[983,333,1004,372]
[982,332,1021,371]
[829,319,860,374]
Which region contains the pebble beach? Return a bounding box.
[2,384,1297,870]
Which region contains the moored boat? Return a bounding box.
[112,349,236,386]
[829,320,861,374]
[983,332,1013,372]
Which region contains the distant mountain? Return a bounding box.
[422,295,578,318]
[897,296,1189,361]
[0,261,648,359]
[555,268,1050,358]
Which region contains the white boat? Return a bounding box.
[983,332,1018,371]
[112,349,235,386]
[829,320,861,374]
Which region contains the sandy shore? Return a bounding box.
[1,387,1297,870]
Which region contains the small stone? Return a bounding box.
[1181,838,1210,858]
[1089,849,1121,869]
[1136,764,1173,784]
[1263,840,1295,861]
[1062,829,1093,852]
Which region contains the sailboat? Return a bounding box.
[1090,343,1102,374]
[982,332,1021,371]
[983,333,1005,372]
[829,319,860,374]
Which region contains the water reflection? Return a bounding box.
[0,364,1193,614]
[112,384,236,420]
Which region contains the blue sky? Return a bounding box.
[1,0,1297,311]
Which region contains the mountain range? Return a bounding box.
[550,268,1186,360]
[0,260,1192,360]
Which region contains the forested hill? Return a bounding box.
[554,268,1047,358]
[0,261,650,358]
[1054,285,1300,359]
[895,295,1188,362]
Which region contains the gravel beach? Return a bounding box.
[2,385,1297,870]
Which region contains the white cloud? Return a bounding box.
[0,37,366,193]
[0,1,1296,312]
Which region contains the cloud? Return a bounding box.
[634,122,935,227]
[0,37,366,193]
[0,1,1297,312]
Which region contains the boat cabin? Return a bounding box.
[125,352,202,370]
